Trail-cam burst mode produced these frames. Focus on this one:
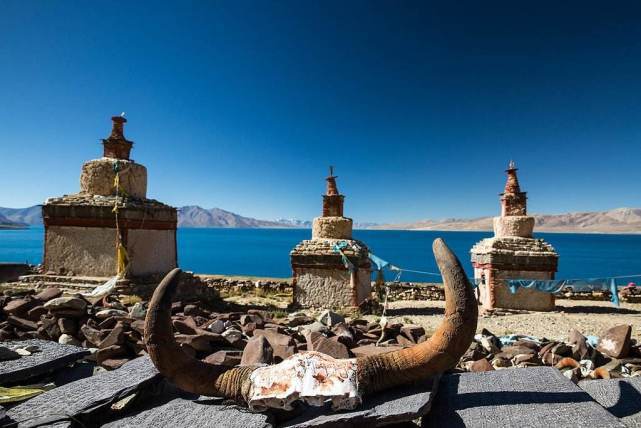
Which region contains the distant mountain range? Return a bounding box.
[0,206,41,229]
[274,218,313,228]
[0,213,27,229]
[370,207,641,234]
[0,205,310,229]
[1,205,640,233]
[178,206,291,228]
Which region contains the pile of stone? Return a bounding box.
[198,276,291,296]
[163,307,428,366]
[384,282,445,301]
[0,287,151,370]
[547,285,641,303]
[44,193,169,209]
[382,282,640,304]
[0,286,425,370]
[620,285,641,303]
[556,288,616,302]
[2,284,639,383]
[460,325,641,382]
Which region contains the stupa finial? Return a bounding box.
[326,166,340,196]
[500,160,527,216]
[102,115,133,160]
[322,167,344,217]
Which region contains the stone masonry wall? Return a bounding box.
[493,216,534,238]
[311,216,353,240]
[293,268,354,308]
[80,158,147,199]
[478,268,555,311]
[126,229,176,277]
[292,266,370,308]
[44,225,117,277]
[493,269,555,311]
[355,267,371,304]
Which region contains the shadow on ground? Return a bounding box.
[386,306,445,317]
[555,304,641,315]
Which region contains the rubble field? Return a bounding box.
[1,283,640,426]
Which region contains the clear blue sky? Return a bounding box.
[2,1,641,223]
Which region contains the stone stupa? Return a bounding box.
[470,161,559,311]
[290,168,371,308]
[42,116,177,279]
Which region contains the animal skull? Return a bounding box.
[144,238,478,410]
[248,351,360,411]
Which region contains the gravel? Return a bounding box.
[365,299,641,342]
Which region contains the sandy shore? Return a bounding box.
[363,299,641,342]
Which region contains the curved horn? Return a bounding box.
[144,268,255,402]
[357,238,478,395]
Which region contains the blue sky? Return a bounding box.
[2,1,641,223]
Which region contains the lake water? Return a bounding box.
[2,227,641,282]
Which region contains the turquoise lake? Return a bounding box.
[2,227,641,282]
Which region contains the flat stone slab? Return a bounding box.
[0,339,90,385]
[280,375,439,427]
[101,375,438,428]
[3,356,160,428]
[102,396,274,428]
[424,367,624,427]
[579,377,641,426]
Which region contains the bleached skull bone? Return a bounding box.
[247,351,361,411]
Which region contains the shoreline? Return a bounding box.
[4,225,641,235]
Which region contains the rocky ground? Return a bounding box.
[1,265,640,397]
[1,281,639,385]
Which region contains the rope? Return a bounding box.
[368,249,641,292]
[376,284,390,347]
[389,266,442,277]
[599,274,641,280]
[112,160,129,278]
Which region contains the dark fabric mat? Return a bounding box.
[100,395,274,428]
[579,377,641,426]
[423,367,624,428]
[280,375,439,427]
[0,340,90,386]
[2,356,160,428]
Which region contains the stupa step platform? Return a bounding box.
[1,282,111,296]
[2,275,133,295]
[18,274,128,286]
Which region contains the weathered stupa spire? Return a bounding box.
[470,161,558,311]
[500,160,527,216]
[326,166,339,195]
[290,169,371,308]
[322,166,345,217]
[102,115,133,160]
